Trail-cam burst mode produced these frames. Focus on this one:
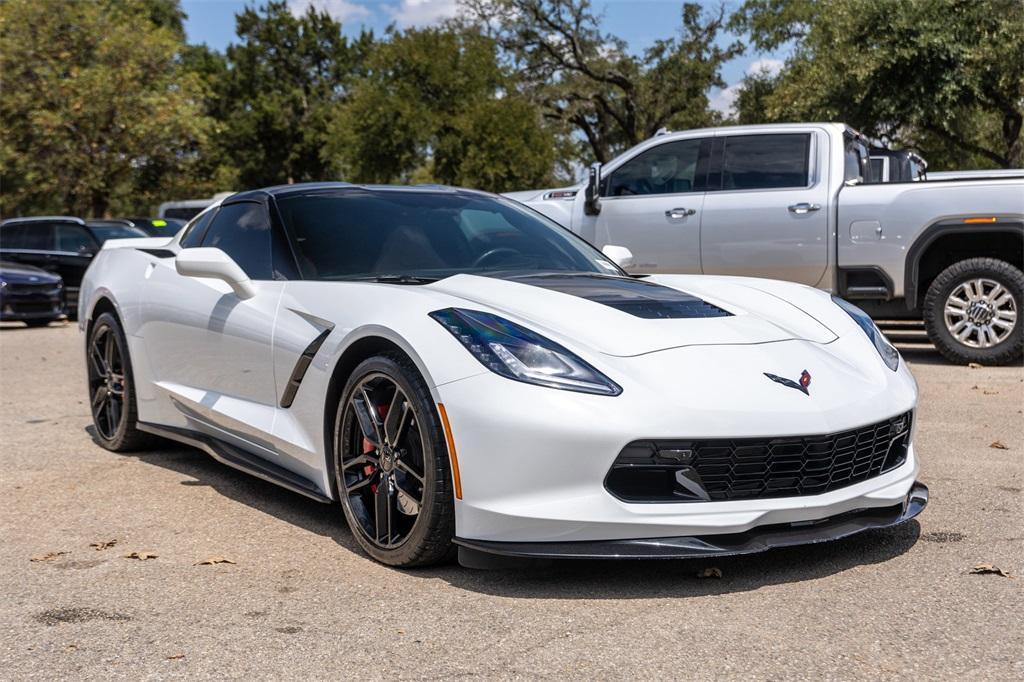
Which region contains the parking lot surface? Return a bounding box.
[1,322,1021,679]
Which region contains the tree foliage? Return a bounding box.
[208,1,372,189]
[325,27,555,192]
[0,0,213,217]
[731,0,1024,169]
[462,0,741,164]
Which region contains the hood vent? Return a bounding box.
[507,274,732,320]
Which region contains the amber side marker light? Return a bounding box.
[437,403,463,499]
[964,217,997,224]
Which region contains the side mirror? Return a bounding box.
[175,247,256,299]
[583,163,602,216]
[602,245,635,269]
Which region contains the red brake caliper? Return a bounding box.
[366,403,389,493]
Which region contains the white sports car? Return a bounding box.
[79,183,927,568]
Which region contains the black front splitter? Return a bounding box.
[455,481,928,568]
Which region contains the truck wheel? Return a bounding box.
[923,258,1023,366]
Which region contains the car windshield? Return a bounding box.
[89,224,147,243]
[275,189,624,281]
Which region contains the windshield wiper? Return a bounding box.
[357,274,440,285]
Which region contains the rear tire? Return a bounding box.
[923,258,1023,366]
[333,352,455,567]
[86,312,155,451]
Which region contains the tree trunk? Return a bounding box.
[90,190,109,219]
[1003,111,1022,169]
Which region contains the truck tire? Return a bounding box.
[923,258,1023,366]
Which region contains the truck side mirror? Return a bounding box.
[584,163,602,216]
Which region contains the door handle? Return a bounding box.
[788,202,821,214]
[665,207,696,219]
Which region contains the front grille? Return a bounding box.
[606,412,912,503]
[5,282,60,295]
[5,301,60,314]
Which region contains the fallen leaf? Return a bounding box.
[697,567,722,579]
[30,551,68,562]
[983,390,999,395]
[970,385,979,390]
[970,563,1014,578]
[194,556,235,566]
[989,441,1009,450]
[968,362,984,369]
[166,654,185,660]
[124,551,157,560]
[89,540,117,551]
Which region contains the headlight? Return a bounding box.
[832,296,899,371]
[430,308,622,396]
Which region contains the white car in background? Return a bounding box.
[78,182,926,568]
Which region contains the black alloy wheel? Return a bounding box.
[335,353,455,567]
[86,312,153,451]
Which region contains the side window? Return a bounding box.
[201,202,273,280]
[603,139,706,197]
[180,208,217,249]
[1,223,55,250]
[56,224,98,254]
[721,134,810,190]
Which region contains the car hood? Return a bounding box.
[428,273,838,357]
[0,261,61,283]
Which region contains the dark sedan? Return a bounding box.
[0,261,65,326]
[0,216,146,314]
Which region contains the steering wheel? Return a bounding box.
[472,247,522,268]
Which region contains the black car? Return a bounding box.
[0,216,146,313]
[121,216,186,237]
[0,260,66,326]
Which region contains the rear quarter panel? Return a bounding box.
[836,178,1024,298]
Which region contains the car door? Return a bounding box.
[140,199,290,441]
[0,222,57,272]
[578,137,710,274]
[53,223,99,306]
[699,131,830,286]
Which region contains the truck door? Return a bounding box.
[579,137,709,274]
[699,132,829,286]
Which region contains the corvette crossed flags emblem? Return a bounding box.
[763,369,812,396]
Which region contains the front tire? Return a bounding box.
[923,257,1023,365]
[86,312,154,451]
[333,353,455,567]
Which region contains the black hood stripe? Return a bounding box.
[506,274,732,319]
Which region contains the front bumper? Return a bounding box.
[456,481,927,566]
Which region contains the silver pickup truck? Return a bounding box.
[507,123,1024,365]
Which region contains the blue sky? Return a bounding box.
[181,0,790,115]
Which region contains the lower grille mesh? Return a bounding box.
[606,412,912,503]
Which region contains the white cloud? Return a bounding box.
[288,0,372,22]
[709,85,740,116]
[385,0,461,27]
[746,58,784,77]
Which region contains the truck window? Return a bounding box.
[603,139,706,197]
[720,134,810,190]
[1,223,56,250]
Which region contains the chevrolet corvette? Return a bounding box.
[79,182,927,567]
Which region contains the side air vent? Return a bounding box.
[280,329,332,408]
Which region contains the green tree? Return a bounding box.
[0,0,213,217]
[212,1,371,189]
[730,0,1024,169]
[326,27,555,192]
[463,0,741,164]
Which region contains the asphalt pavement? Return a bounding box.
[1,322,1021,679]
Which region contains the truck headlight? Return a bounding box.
[832,296,900,371]
[430,308,622,395]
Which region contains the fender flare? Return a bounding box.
[903,220,1024,310]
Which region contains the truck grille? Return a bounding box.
[605,412,912,503]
